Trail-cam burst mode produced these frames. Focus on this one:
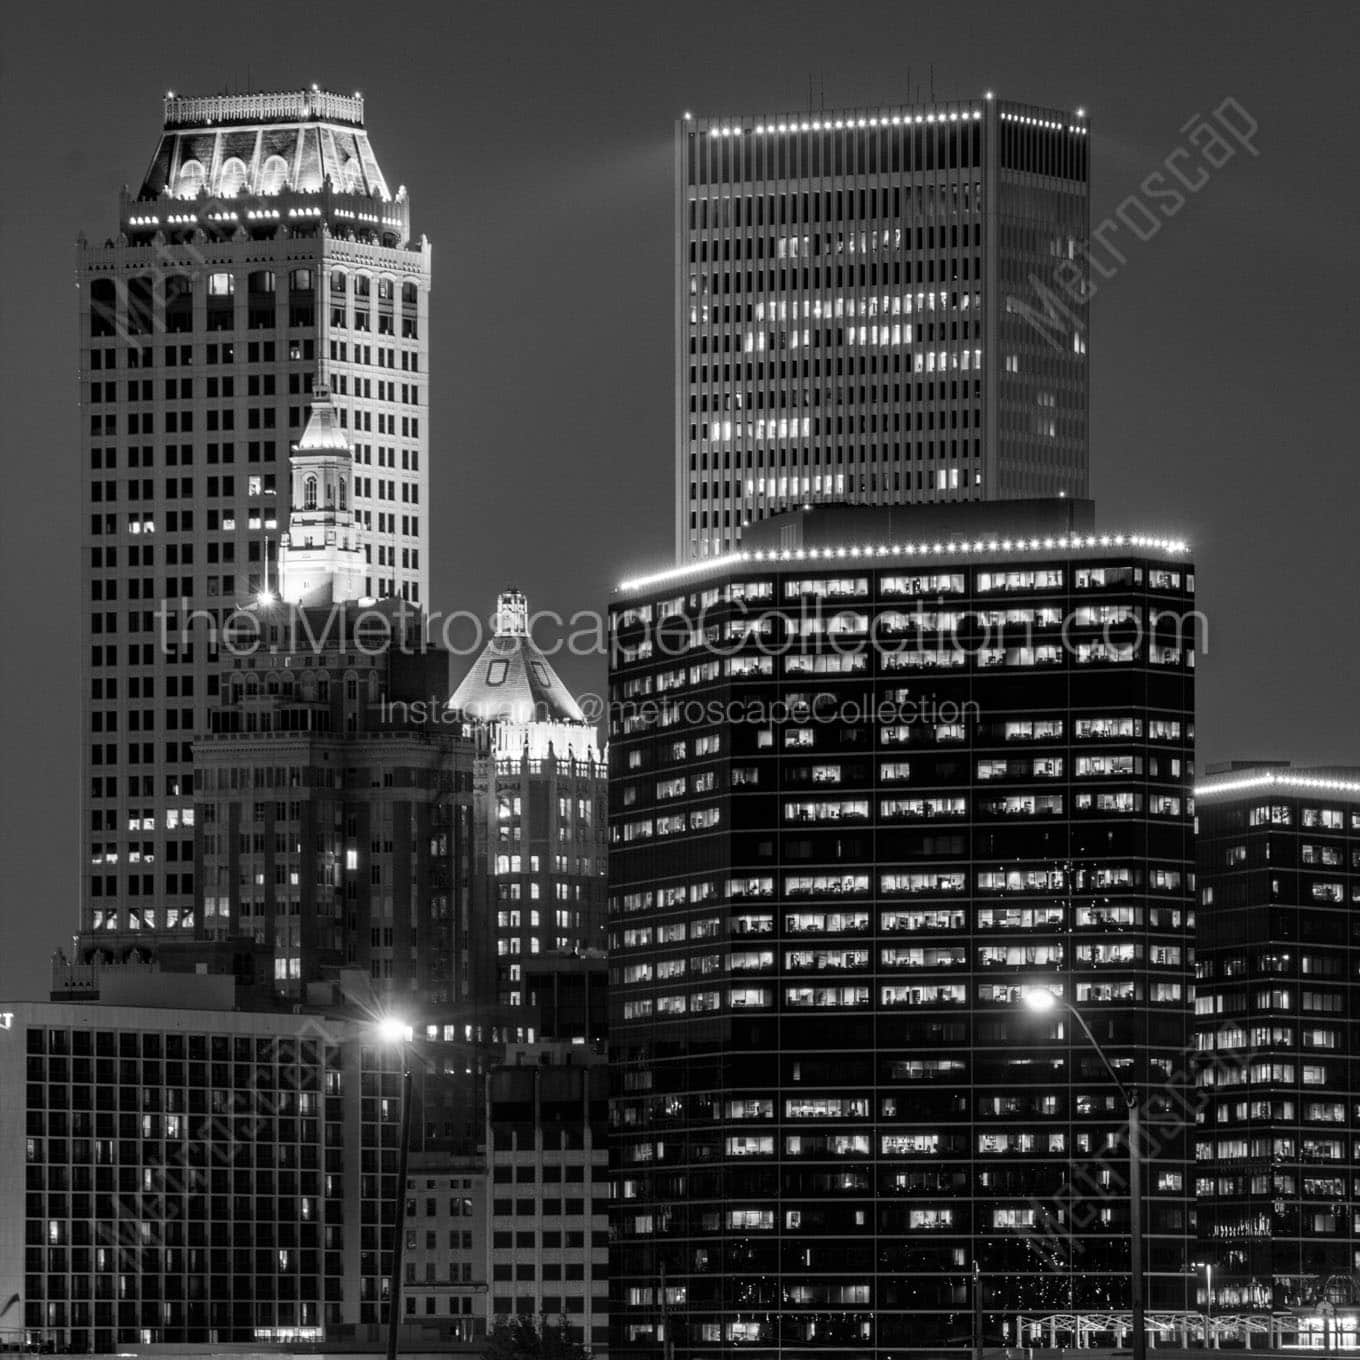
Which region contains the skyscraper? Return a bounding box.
[676,97,1090,558]
[449,591,610,1008]
[1194,763,1360,1320]
[79,89,432,961]
[608,503,1195,1357]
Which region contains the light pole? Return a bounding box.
[1191,1260,1214,1348]
[1022,988,1145,1360]
[378,1017,414,1360]
[973,1257,983,1360]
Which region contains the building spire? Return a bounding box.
[278,383,365,606]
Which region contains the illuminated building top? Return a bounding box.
[619,531,1190,594]
[1195,763,1360,801]
[449,591,599,763]
[138,88,390,202]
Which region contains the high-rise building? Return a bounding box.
[676,98,1090,558]
[1194,762,1360,1320]
[0,979,607,1354]
[79,88,432,961]
[607,504,1195,1357]
[450,592,609,1009]
[0,992,369,1352]
[192,606,472,1003]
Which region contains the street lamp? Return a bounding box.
[1022,987,1145,1360]
[378,1017,414,1360]
[1191,1260,1214,1348]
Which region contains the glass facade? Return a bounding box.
[1194,767,1360,1313]
[607,526,1196,1357]
[3,1008,356,1352]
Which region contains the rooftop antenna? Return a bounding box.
[930,64,936,102]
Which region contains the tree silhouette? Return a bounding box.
[483,1312,591,1360]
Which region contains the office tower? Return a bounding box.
[189,393,464,1004]
[607,503,1195,1357]
[79,88,432,962]
[486,1042,611,1352]
[192,608,471,1002]
[400,1150,489,1344]
[450,591,609,1009]
[676,98,1090,558]
[1194,763,1360,1321]
[0,977,583,1355]
[0,991,369,1352]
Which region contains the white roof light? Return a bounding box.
[1195,771,1360,800]
[618,534,1190,592]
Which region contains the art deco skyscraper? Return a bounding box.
[79,89,431,960]
[676,97,1090,558]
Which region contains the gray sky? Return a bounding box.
[2,0,1357,999]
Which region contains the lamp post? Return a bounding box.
[1204,1262,1213,1349]
[1191,1260,1214,1348]
[378,1017,414,1360]
[1022,988,1145,1360]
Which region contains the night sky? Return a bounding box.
[2,0,1356,1000]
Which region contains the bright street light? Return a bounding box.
[377,1015,409,1044]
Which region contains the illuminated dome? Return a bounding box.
[450,591,586,726]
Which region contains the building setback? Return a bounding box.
[607,504,1196,1357]
[676,98,1089,559]
[1194,764,1360,1321]
[80,88,431,963]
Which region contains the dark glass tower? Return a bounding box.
[1194,763,1360,1319]
[608,504,1195,1358]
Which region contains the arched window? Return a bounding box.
[248,270,276,295]
[176,160,205,199]
[401,280,419,306]
[303,475,318,510]
[353,273,371,299]
[377,277,394,302]
[217,157,248,197]
[329,270,346,294]
[258,154,290,195]
[341,158,363,194]
[289,268,314,293]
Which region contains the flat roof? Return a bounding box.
[617,531,1190,595]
